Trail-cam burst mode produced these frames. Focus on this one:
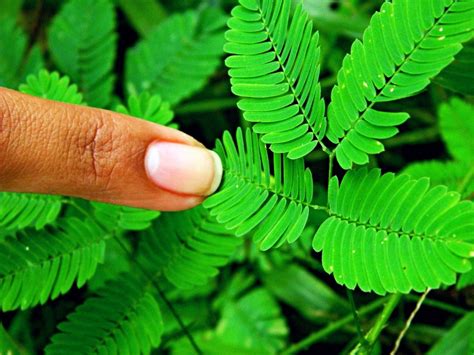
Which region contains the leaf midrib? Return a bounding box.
[334,1,456,145]
[256,5,324,147]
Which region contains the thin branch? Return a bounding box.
[281,297,387,354]
[114,237,203,355]
[390,289,430,355]
[67,200,203,354]
[350,293,402,354]
[346,289,370,351]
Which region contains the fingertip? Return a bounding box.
[145,141,223,197]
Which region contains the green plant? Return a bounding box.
[0,0,473,354]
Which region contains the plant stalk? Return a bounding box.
[282,297,387,354]
[350,293,402,355]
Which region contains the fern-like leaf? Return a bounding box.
[224,0,325,159]
[0,18,43,88]
[171,288,288,354]
[48,0,117,108]
[435,39,474,95]
[203,128,315,251]
[403,160,474,200]
[0,193,62,233]
[0,70,83,233]
[313,168,474,295]
[46,273,163,354]
[327,0,474,169]
[439,97,474,162]
[91,202,161,232]
[0,218,106,311]
[115,91,175,128]
[19,69,83,104]
[125,7,226,105]
[138,205,242,289]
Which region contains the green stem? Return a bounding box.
[350,293,402,354]
[346,290,370,351]
[281,297,387,355]
[390,289,430,355]
[175,98,238,115]
[114,237,203,355]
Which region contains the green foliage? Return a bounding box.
[403,160,474,200]
[204,128,314,250]
[115,92,175,127]
[0,323,23,355]
[0,18,43,88]
[0,218,106,311]
[457,267,474,289]
[435,40,474,95]
[48,0,117,108]
[439,97,474,162]
[428,312,474,355]
[2,0,474,353]
[19,70,83,104]
[0,0,23,21]
[327,0,473,169]
[92,202,161,232]
[125,7,226,105]
[138,206,242,289]
[224,0,326,159]
[45,273,163,354]
[116,0,167,36]
[313,168,474,295]
[0,193,62,233]
[171,288,288,354]
[262,264,350,322]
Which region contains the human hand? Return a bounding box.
[0,88,223,211]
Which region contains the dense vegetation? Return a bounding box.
[0,0,473,354]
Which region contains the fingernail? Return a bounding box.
[145,142,223,196]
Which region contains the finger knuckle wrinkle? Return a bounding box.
[79,112,117,188]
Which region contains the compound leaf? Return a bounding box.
[403,160,474,200]
[115,91,175,128]
[313,168,474,295]
[225,0,325,159]
[0,218,106,311]
[46,273,163,354]
[138,205,242,289]
[125,7,226,105]
[204,128,315,250]
[92,202,161,232]
[327,0,474,169]
[0,18,43,89]
[48,0,117,108]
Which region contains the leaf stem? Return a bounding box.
[346,290,370,351]
[390,289,430,355]
[114,237,203,355]
[281,297,387,354]
[350,293,402,354]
